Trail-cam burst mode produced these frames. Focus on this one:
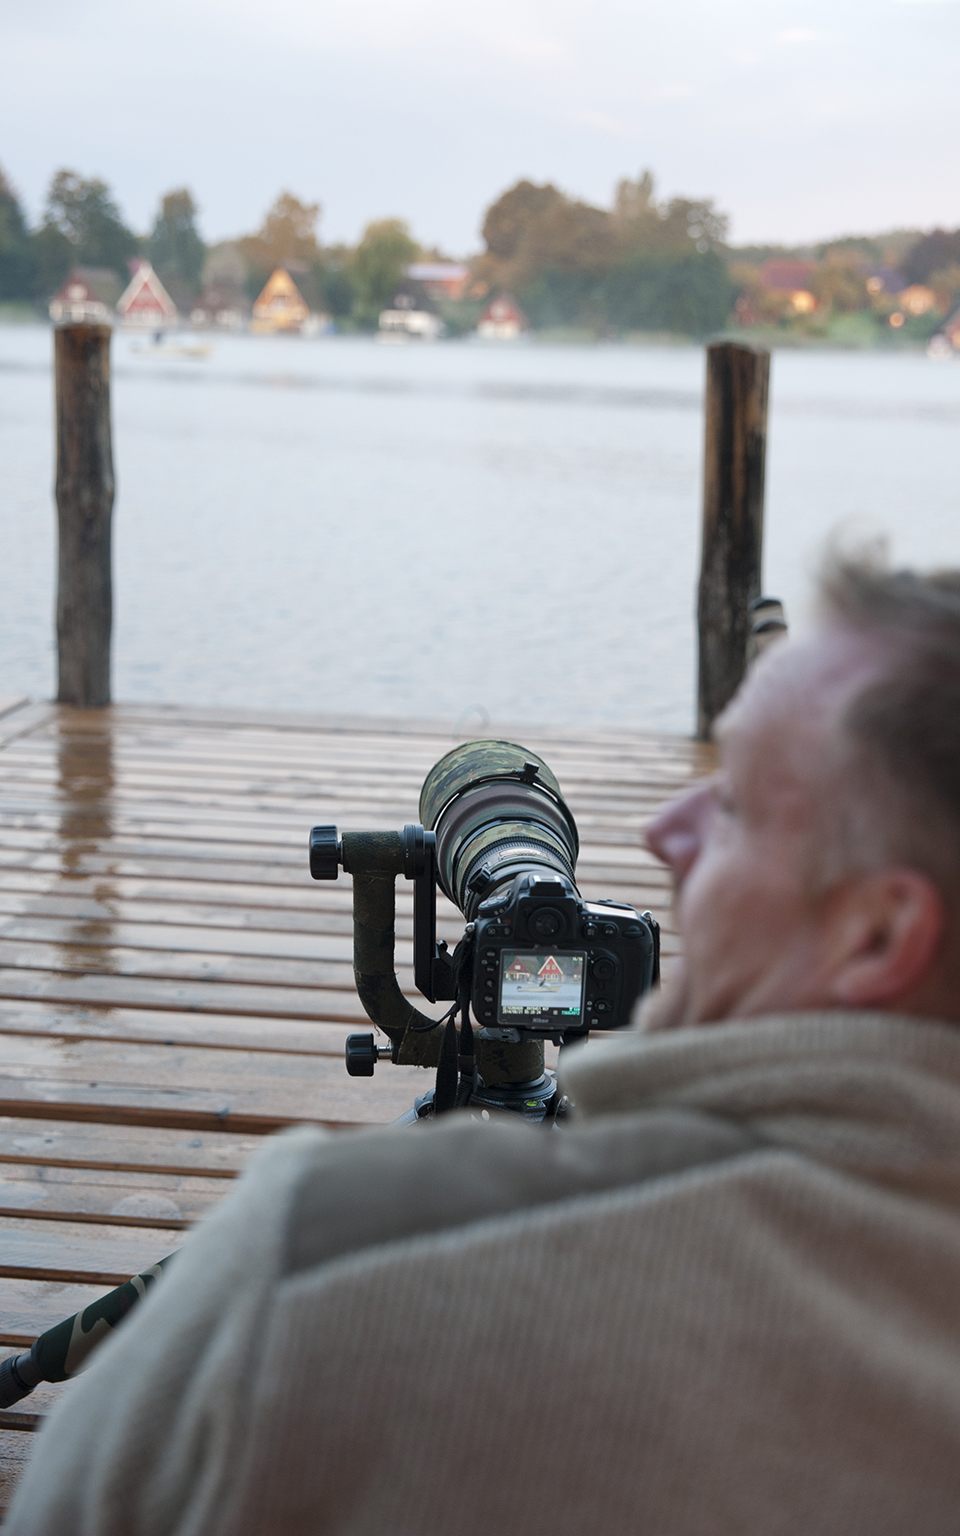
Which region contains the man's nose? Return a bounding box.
[645,780,714,883]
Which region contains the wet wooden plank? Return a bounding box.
[0,1117,260,1177]
[0,968,412,1022]
[0,1030,432,1128]
[0,1000,368,1054]
[0,1216,188,1284]
[0,1430,34,1514]
[0,1279,134,1344]
[0,1163,224,1223]
[0,705,57,751]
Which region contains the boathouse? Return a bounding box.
[378,287,443,341]
[251,268,310,334]
[48,268,122,325]
[116,261,180,329]
[477,295,528,340]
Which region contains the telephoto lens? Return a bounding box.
[419,741,579,919]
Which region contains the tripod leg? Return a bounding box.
[0,1253,176,1407]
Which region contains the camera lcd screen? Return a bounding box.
[498,950,586,1026]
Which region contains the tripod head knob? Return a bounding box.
[345,1033,393,1076]
[309,825,341,881]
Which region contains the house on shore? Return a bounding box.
[898,284,937,318]
[251,268,311,334]
[929,305,960,357]
[378,286,443,341]
[405,262,470,302]
[117,262,180,329]
[477,295,528,340]
[191,280,249,331]
[757,259,817,316]
[49,268,122,325]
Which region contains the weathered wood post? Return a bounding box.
[696,340,770,739]
[55,324,114,707]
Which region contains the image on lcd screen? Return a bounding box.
[499,951,585,1025]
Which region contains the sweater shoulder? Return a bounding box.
[280,1106,755,1277]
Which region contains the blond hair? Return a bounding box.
[818,553,960,897]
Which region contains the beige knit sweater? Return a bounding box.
[9,1010,960,1535]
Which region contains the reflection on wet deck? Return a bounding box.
[0,698,712,1505]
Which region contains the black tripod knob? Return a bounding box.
[309,825,341,880]
[345,1034,378,1076]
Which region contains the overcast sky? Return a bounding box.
[2,0,958,253]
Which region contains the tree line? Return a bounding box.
[0,165,734,335]
[1,160,958,338]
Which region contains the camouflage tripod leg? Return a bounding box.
[0,1253,175,1408]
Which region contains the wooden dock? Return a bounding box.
[0,697,713,1512]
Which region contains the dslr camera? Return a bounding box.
[309,740,659,1121]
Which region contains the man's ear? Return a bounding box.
[826,869,946,1008]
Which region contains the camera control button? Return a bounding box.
[591,956,616,983]
[594,999,612,1014]
[483,949,497,959]
[600,923,618,938]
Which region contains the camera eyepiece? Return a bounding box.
[418,741,580,919]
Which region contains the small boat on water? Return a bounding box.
[131,336,214,361]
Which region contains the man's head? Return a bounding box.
[645,556,960,1030]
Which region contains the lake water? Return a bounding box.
[1,325,958,734]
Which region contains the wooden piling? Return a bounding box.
[54,324,114,707]
[696,341,770,740]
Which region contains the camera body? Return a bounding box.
[472,870,658,1039]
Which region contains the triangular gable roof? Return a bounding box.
[117,261,179,320]
[538,955,564,980]
[253,268,309,316]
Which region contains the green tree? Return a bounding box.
[37,170,139,290]
[32,222,74,299]
[479,180,613,295]
[808,262,868,315]
[239,192,321,287]
[0,165,34,300]
[902,228,960,286]
[349,219,418,327]
[613,173,728,259]
[149,188,205,294]
[316,245,356,319]
[602,250,734,335]
[477,171,730,334]
[928,264,960,313]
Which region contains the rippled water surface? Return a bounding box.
[1,326,958,732]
